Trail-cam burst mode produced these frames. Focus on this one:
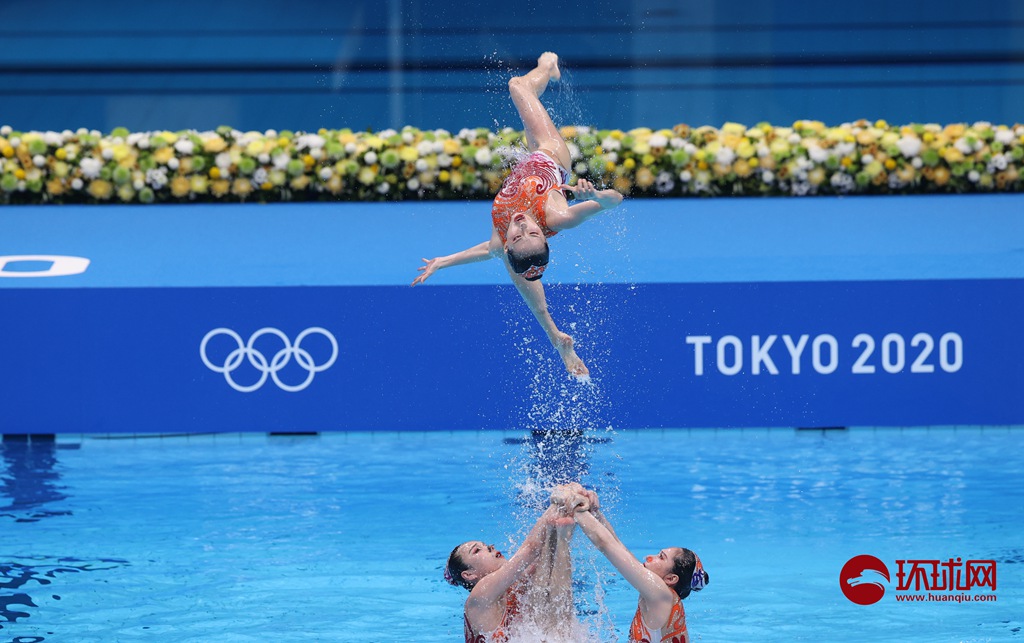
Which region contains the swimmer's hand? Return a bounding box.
[411,257,442,286]
[561,179,624,210]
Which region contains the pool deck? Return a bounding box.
[2,194,1022,288]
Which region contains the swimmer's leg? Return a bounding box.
[508,52,571,169]
[548,520,577,637]
[507,267,589,377]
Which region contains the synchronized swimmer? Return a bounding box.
[411,52,624,378]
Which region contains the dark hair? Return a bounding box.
[671,548,709,599]
[506,242,549,281]
[445,544,474,590]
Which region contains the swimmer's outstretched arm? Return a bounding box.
[411,230,503,286]
[546,179,624,232]
[467,505,559,610]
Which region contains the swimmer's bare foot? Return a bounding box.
[538,52,560,82]
[552,331,589,378]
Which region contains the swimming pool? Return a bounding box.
[2,427,1020,642]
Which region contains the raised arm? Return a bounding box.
[545,179,624,232]
[411,229,503,286]
[467,505,558,608]
[573,510,676,622]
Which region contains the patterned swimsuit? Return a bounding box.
[490,151,570,244]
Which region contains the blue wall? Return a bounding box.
[2,196,1022,432]
[1,1,1022,132]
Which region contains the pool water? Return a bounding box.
[2,427,1022,642]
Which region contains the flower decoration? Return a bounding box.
[0,120,1021,204]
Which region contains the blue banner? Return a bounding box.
[1,279,1020,432]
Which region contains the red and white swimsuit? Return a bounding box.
[464,588,521,643]
[490,151,570,244]
[628,595,689,643]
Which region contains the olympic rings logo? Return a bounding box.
[200,327,338,393]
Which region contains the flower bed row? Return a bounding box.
[1,120,1022,205]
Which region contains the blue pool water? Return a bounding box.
[2,427,1021,642]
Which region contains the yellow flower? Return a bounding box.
[451,156,463,168]
[88,180,113,200]
[641,153,655,166]
[55,148,67,160]
[210,179,230,197]
[303,154,316,168]
[153,147,175,165]
[609,130,624,140]
[14,168,26,180]
[633,143,651,156]
[933,167,951,186]
[290,175,310,191]
[736,142,755,159]
[170,176,192,198]
[232,178,253,197]
[733,159,752,178]
[365,136,385,150]
[897,166,917,183]
[209,167,221,179]
[46,179,65,196]
[721,122,746,136]
[438,170,451,183]
[942,147,965,164]
[246,141,264,156]
[884,159,897,171]
[944,124,966,138]
[399,146,419,162]
[874,119,889,129]
[748,157,759,168]
[358,167,377,185]
[203,136,227,153]
[117,184,135,202]
[808,167,826,186]
[560,126,577,139]
[338,132,357,145]
[612,176,632,193]
[636,167,655,188]
[326,175,344,194]
[160,131,179,144]
[605,161,616,173]
[450,172,464,188]
[191,175,209,194]
[623,158,636,171]
[443,139,461,155]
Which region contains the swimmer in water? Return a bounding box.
[411,52,625,378]
[445,484,583,642]
[556,486,709,643]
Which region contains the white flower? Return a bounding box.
[807,144,829,164]
[133,179,144,190]
[272,154,290,170]
[345,143,357,154]
[9,137,20,147]
[830,172,855,193]
[655,171,674,193]
[787,133,801,145]
[954,138,973,155]
[258,153,270,164]
[407,178,420,191]
[791,181,811,196]
[895,136,922,158]
[379,129,397,139]
[912,157,922,168]
[432,141,445,154]
[253,168,268,184]
[0,125,11,136]
[992,154,1008,171]
[762,170,775,184]
[80,157,103,179]
[861,154,874,165]
[973,121,992,130]
[43,131,63,146]
[33,155,46,167]
[319,167,333,180]
[376,182,390,194]
[101,148,114,160]
[146,167,168,189]
[835,142,856,157]
[174,139,194,155]
[437,153,452,168]
[757,145,770,158]
[415,159,428,172]
[715,147,736,166]
[416,141,433,156]
[402,131,415,143]
[601,137,621,151]
[604,152,618,164]
[995,129,1014,145]
[679,170,692,182]
[297,134,326,150]
[215,152,231,169]
[90,129,101,138]
[458,128,475,141]
[649,134,668,148]
[309,148,323,160]
[968,170,980,182]
[474,148,493,165]
[574,162,588,174]
[670,137,685,149]
[168,158,180,171]
[71,178,83,190]
[684,143,698,155]
[888,173,904,189]
[363,151,378,165]
[567,142,580,160]
[265,129,278,138]
[137,137,150,150]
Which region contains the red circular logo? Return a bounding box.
[840,555,890,605]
